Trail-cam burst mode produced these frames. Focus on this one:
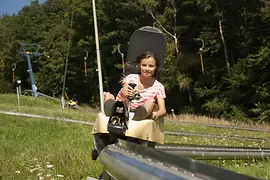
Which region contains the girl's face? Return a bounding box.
[139,57,157,78]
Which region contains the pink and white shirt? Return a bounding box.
[116,74,166,109]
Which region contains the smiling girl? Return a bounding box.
[105,51,167,120]
[92,52,167,160]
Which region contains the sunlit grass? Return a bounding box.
[0,94,96,122]
[205,159,270,180]
[0,114,102,179]
[165,114,270,129]
[164,123,270,139]
[165,135,270,148]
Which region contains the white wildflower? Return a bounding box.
[46,164,53,169]
[37,173,43,177]
[46,173,52,178]
[30,168,38,173]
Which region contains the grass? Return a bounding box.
[0,114,102,179]
[0,93,270,179]
[209,159,270,180]
[164,123,270,141]
[0,94,97,122]
[166,114,270,129]
[165,134,270,148]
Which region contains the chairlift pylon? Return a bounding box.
[20,43,43,97]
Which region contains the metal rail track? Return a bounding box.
[166,120,270,132]
[4,93,266,178]
[1,110,269,142]
[21,90,61,102]
[158,150,270,160]
[99,140,259,180]
[1,110,270,161]
[157,144,270,152]
[156,144,270,160]
[20,90,270,133]
[165,130,270,142]
[21,89,93,114]
[0,110,94,126]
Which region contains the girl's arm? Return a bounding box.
[152,97,167,119]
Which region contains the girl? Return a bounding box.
[92,52,167,160]
[105,51,167,120]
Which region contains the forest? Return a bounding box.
[0,0,269,122]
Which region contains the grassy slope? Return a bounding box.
[0,114,102,179]
[164,123,270,143]
[0,94,97,122]
[0,94,270,179]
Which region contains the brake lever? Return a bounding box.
[127,83,136,101]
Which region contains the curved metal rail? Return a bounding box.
[166,120,270,132]
[158,150,270,160]
[1,110,268,142]
[21,89,61,102]
[21,89,270,133]
[99,139,259,180]
[21,89,92,113]
[157,144,270,152]
[0,110,94,126]
[1,110,270,161]
[165,130,270,142]
[20,89,270,132]
[156,144,270,160]
[0,111,264,178]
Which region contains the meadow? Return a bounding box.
[0,94,269,179]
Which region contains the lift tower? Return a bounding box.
[20,43,42,97]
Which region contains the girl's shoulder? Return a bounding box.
[154,79,165,88]
[124,74,139,83]
[125,73,139,80]
[126,73,138,78]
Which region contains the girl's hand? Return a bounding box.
[124,85,135,97]
[152,111,159,120]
